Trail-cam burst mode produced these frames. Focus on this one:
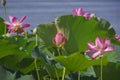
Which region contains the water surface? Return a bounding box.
[0,0,120,34]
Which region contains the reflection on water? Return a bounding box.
[0,0,120,34]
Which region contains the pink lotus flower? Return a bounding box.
[72,7,91,19]
[53,32,67,47]
[4,16,30,34]
[85,37,114,59]
[115,34,120,42]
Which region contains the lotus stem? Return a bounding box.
[34,33,40,80]
[34,58,40,80]
[2,2,7,34]
[62,67,66,80]
[78,71,80,80]
[35,34,38,46]
[23,30,28,39]
[55,68,59,80]
[57,48,61,56]
[100,57,103,80]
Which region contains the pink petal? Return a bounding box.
[8,26,14,30]
[87,42,96,49]
[7,26,15,33]
[72,9,78,15]
[60,36,67,46]
[4,21,11,26]
[55,33,63,44]
[85,49,94,54]
[83,13,91,19]
[95,37,103,49]
[72,8,84,16]
[52,38,56,44]
[104,46,114,52]
[20,16,26,23]
[22,24,30,28]
[9,16,18,23]
[77,8,84,15]
[103,39,110,48]
[85,42,98,54]
[8,28,14,33]
[92,51,103,59]
[63,37,67,43]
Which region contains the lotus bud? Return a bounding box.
[33,28,38,35]
[2,33,11,38]
[52,32,67,47]
[115,34,120,42]
[1,0,6,6]
[90,13,96,18]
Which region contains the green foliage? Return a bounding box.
[0,17,5,37]
[37,15,115,54]
[55,52,108,72]
[55,15,115,53]
[0,14,119,80]
[94,62,120,80]
[37,22,57,48]
[0,37,35,74]
[0,66,34,80]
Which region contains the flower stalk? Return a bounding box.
[85,37,114,80]
[55,68,59,80]
[62,67,66,80]
[100,57,103,80]
[3,6,7,34]
[34,28,40,80]
[34,58,40,80]
[1,0,7,34]
[57,48,61,56]
[78,71,80,80]
[35,34,38,46]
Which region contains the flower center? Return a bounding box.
[13,23,21,27]
[13,23,21,30]
[13,23,23,33]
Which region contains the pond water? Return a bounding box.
[0,0,120,34]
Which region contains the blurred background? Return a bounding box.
[0,0,120,34]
